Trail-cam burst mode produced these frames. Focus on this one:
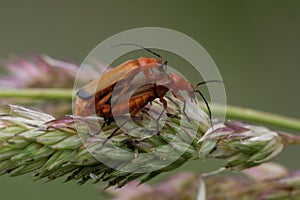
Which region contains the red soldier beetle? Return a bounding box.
[95,73,220,141]
[96,77,170,119]
[75,44,168,117]
[76,58,164,100]
[75,44,220,137]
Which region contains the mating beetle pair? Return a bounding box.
[75,44,215,131]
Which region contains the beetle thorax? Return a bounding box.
[137,57,160,66]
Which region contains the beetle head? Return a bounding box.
[168,73,195,99]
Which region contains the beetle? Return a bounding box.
[76,44,219,131]
[95,72,219,130]
[75,44,168,117]
[96,76,170,119]
[98,73,219,143]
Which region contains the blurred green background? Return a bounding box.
[0,1,299,199]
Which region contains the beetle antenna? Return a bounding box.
[194,89,213,127]
[111,43,162,60]
[193,80,222,127]
[195,80,223,88]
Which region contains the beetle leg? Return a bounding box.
[100,115,114,132]
[101,119,128,146]
[170,91,191,122]
[154,96,168,135]
[95,93,113,127]
[150,83,167,135]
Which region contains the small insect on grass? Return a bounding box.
[75,44,168,121]
[75,44,219,141]
[103,76,221,143]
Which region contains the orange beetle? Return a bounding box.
[94,72,216,126]
[76,44,217,127]
[76,44,168,117]
[95,73,218,142]
[75,58,167,116]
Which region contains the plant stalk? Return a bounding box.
[203,104,300,133]
[0,88,74,100]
